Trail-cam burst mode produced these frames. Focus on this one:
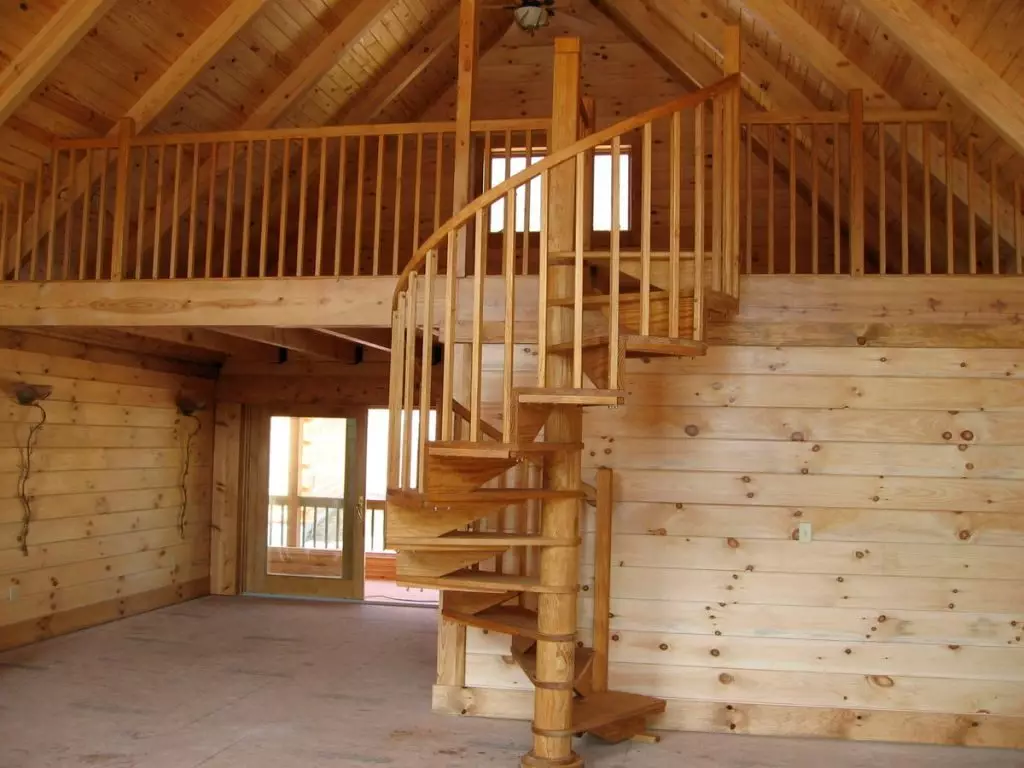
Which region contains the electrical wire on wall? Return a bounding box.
[175,395,205,540]
[177,413,201,540]
[10,383,52,556]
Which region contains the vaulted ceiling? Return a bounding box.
[2,0,1024,364]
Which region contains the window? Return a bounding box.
[487,147,631,234]
[489,152,544,233]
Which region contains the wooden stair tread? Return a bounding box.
[515,387,625,407]
[443,605,541,638]
[396,571,574,594]
[515,645,594,682]
[622,335,707,357]
[572,691,667,733]
[389,488,585,506]
[548,291,690,308]
[427,441,582,459]
[547,335,705,358]
[391,533,579,549]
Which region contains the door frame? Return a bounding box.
[241,404,368,600]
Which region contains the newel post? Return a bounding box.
[523,36,584,768]
[110,117,135,280]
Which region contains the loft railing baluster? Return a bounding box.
[241,140,254,277]
[694,103,706,342]
[392,135,405,275]
[354,136,366,275]
[223,141,236,277]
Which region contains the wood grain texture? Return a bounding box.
[0,336,213,636]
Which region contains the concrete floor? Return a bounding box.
[0,597,1021,768]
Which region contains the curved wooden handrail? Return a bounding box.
[393,74,741,305]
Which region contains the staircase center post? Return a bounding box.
[523,37,585,768]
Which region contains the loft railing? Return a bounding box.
[742,96,1024,275]
[0,118,548,282]
[386,75,743,491]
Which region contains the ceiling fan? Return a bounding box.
[483,0,596,35]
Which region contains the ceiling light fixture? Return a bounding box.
[514,1,551,33]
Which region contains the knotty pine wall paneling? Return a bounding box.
[0,331,215,650]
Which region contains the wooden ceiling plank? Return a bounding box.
[596,0,882,255]
[0,0,119,128]
[115,327,280,361]
[643,0,933,259]
[849,0,1024,158]
[4,0,273,274]
[213,327,355,360]
[245,0,395,128]
[132,0,396,263]
[739,0,1017,251]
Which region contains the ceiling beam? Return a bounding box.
[642,0,941,261]
[213,327,355,360]
[5,0,272,274]
[116,327,280,360]
[333,4,462,124]
[849,0,1024,159]
[737,0,1016,254]
[0,0,118,128]
[245,0,394,128]
[133,0,395,262]
[317,327,392,352]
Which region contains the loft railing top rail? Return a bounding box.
[393,73,742,306]
[741,108,952,126]
[52,117,553,151]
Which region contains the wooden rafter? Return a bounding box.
[317,327,392,352]
[595,0,882,255]
[644,0,936,260]
[213,327,355,360]
[335,4,462,124]
[132,0,395,260]
[849,0,1024,160]
[4,0,272,272]
[738,0,1016,252]
[0,0,118,128]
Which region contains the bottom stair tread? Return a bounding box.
[443,605,539,638]
[572,690,666,733]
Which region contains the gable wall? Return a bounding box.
[446,275,1024,750]
[0,331,215,650]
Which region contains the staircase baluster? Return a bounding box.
[610,137,621,388]
[641,122,653,335]
[470,209,485,442]
[537,171,550,387]
[669,112,681,339]
[574,153,585,389]
[206,142,219,278]
[694,103,706,342]
[418,251,436,489]
[503,184,516,442]
[402,274,418,488]
[387,295,405,489]
[522,129,533,276]
[441,230,456,440]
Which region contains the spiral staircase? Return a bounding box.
[385,66,742,767]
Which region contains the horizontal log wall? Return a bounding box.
[458,276,1024,748]
[0,330,215,649]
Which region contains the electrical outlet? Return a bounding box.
[798,522,813,543]
[8,585,19,601]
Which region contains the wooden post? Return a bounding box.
[723,25,741,294]
[211,402,243,595]
[436,0,479,695]
[523,36,584,768]
[110,117,136,280]
[592,467,613,693]
[849,89,865,276]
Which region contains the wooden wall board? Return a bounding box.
[433,685,1024,748]
[0,335,214,639]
